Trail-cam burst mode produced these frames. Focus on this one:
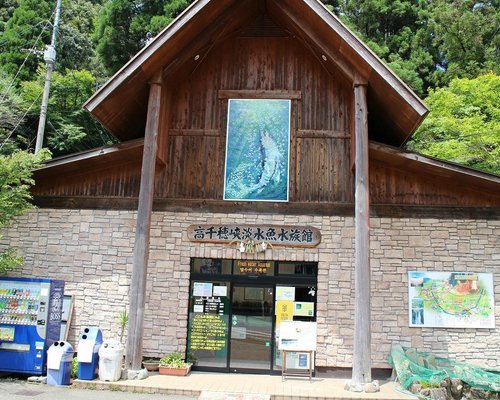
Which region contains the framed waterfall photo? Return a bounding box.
[223,99,291,202]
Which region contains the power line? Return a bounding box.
[0,20,47,48]
[0,89,43,152]
[0,17,53,104]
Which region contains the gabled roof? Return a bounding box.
[84,0,428,146]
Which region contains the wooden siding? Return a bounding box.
[158,36,353,202]
[370,162,500,207]
[32,24,499,211]
[33,162,142,198]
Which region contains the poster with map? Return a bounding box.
[408,271,495,328]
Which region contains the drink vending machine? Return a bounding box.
[0,277,64,375]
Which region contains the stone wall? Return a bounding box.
[1,209,498,368]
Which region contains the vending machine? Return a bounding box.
[0,277,64,375]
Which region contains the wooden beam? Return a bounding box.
[218,90,301,99]
[125,72,162,372]
[32,195,500,219]
[352,83,372,385]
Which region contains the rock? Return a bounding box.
[409,382,422,394]
[427,387,448,400]
[450,378,463,399]
[440,377,452,398]
[127,368,148,380]
[364,380,380,393]
[468,388,499,399]
[344,380,363,392]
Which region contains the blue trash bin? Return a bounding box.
[47,341,74,386]
[77,327,103,380]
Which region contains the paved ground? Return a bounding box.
[0,372,415,400]
[0,375,196,400]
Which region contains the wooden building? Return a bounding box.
[2,0,499,382]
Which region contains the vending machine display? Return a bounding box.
[0,277,64,375]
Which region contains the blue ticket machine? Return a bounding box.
[77,327,103,380]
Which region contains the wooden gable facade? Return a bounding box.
[31,0,500,214]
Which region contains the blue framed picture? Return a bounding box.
[224,99,291,202]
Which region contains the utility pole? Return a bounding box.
[35,0,62,153]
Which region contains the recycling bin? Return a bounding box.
[77,326,103,380]
[98,339,124,382]
[47,341,74,386]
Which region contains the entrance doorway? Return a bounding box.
[186,258,317,374]
[230,285,274,372]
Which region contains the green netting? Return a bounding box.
[388,344,500,392]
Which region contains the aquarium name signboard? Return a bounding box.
[408,271,495,328]
[187,224,321,248]
[224,99,291,202]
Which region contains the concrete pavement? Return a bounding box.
[0,375,196,400]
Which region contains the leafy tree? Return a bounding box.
[0,0,52,81]
[0,149,49,275]
[94,0,193,75]
[58,0,104,73]
[333,0,443,96]
[0,0,19,33]
[19,68,116,156]
[429,0,500,81]
[0,70,26,154]
[407,74,500,174]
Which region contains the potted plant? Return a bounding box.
[158,352,192,376]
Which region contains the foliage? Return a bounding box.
[57,0,103,73]
[0,0,52,81]
[117,308,129,344]
[330,0,499,96]
[407,74,500,174]
[0,149,49,274]
[159,352,190,368]
[429,0,499,81]
[0,0,19,34]
[10,67,116,155]
[71,356,78,379]
[0,70,26,154]
[94,0,194,75]
[333,0,443,96]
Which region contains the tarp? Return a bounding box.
[388,344,500,392]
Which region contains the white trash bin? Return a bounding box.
[98,340,124,382]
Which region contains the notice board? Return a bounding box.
[278,321,317,351]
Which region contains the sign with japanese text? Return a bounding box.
[187,224,321,247]
[237,261,271,275]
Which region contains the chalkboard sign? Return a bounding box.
[278,321,317,351]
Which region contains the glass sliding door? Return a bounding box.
[187,258,318,374]
[229,285,274,372]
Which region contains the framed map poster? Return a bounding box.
[223,99,291,202]
[408,271,495,328]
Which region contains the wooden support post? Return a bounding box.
[352,82,372,385]
[125,72,162,372]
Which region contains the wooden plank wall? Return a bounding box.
[370,162,500,207]
[31,26,499,210]
[158,36,354,203]
[32,162,143,198]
